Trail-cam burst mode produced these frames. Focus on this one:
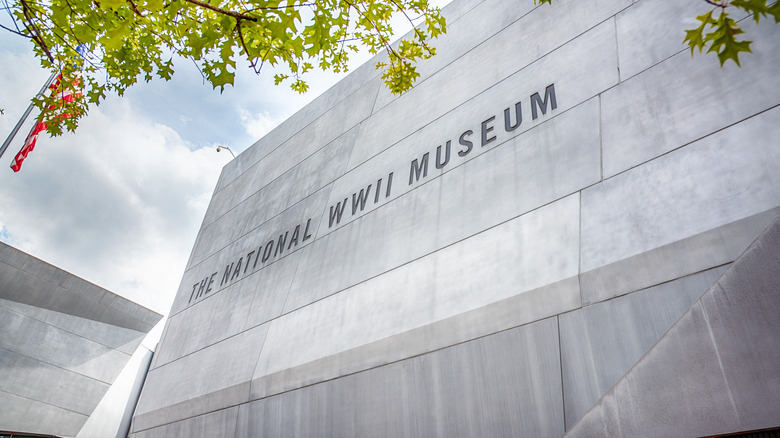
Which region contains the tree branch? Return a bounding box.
[19,0,54,62]
[180,0,257,22]
[126,0,145,17]
[703,0,729,8]
[234,19,258,71]
[342,0,399,65]
[245,2,315,13]
[0,22,30,37]
[388,0,434,55]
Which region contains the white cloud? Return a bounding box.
[0,59,230,313]
[238,108,287,139]
[0,0,454,317]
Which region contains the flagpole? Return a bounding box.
[0,70,58,161]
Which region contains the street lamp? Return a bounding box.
[216,145,236,158]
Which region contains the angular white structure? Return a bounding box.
[0,242,161,438]
[130,0,780,436]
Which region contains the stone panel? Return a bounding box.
[370,0,539,113]
[169,185,329,315]
[0,242,160,332]
[348,4,624,170]
[75,346,154,438]
[615,0,717,80]
[57,274,108,303]
[155,251,301,367]
[130,0,780,435]
[0,297,145,355]
[252,195,579,397]
[0,348,109,415]
[0,306,131,383]
[206,77,380,223]
[579,207,779,305]
[133,323,268,429]
[559,266,728,429]
[0,261,95,320]
[0,390,87,438]
[569,301,741,437]
[565,216,780,437]
[190,128,357,268]
[239,317,563,438]
[0,244,160,438]
[602,17,780,177]
[0,241,28,268]
[131,406,238,438]
[253,277,579,402]
[323,52,610,237]
[214,51,384,194]
[581,107,780,304]
[437,0,482,22]
[287,97,600,313]
[697,218,780,429]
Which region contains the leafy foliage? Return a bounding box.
[537,0,776,67]
[3,0,446,135]
[8,0,778,139]
[681,0,778,66]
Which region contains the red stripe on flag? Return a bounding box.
[10,121,47,172]
[11,73,83,172]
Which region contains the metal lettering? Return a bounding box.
[531,84,557,120]
[230,258,243,281]
[458,130,473,157]
[481,115,496,146]
[288,225,300,250]
[274,232,289,257]
[329,199,348,228]
[436,141,451,169]
[409,153,429,185]
[504,101,522,131]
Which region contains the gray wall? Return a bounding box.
[566,216,780,438]
[130,0,780,436]
[0,242,161,437]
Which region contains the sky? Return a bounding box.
[0,2,450,334]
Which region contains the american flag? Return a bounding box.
[11,72,82,172]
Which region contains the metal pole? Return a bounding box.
[0,70,57,160]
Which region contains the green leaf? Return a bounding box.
[7,0,452,141]
[99,0,124,10]
[273,74,288,85]
[144,0,164,12]
[705,12,753,66]
[102,21,131,51]
[157,59,174,80]
[732,0,780,23]
[684,11,715,54]
[717,38,753,66]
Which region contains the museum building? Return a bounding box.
[0,241,162,438]
[124,0,779,437]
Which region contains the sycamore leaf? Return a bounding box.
[99,0,124,10]
[157,59,174,80]
[732,0,780,23]
[705,12,753,66]
[717,39,753,66]
[10,0,451,139]
[102,21,131,51]
[273,74,288,85]
[290,78,308,93]
[684,11,716,54]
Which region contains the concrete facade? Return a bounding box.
[0,241,161,438]
[566,216,780,437]
[131,0,780,436]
